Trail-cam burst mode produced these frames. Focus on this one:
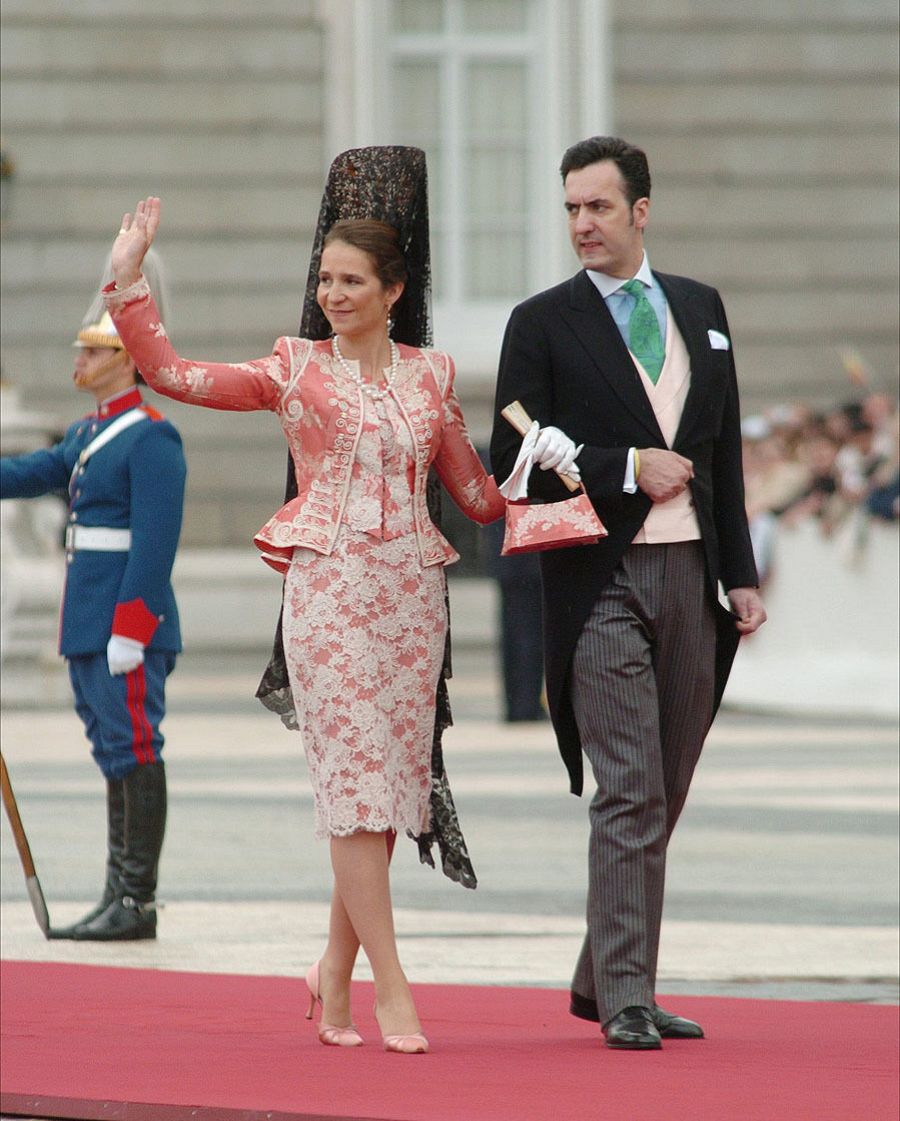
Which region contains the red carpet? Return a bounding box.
[1,961,897,1121]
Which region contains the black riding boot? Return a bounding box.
[73,761,167,941]
[48,778,125,939]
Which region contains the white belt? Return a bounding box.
[65,525,132,552]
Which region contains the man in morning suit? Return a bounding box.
[0,250,185,941]
[490,136,766,1049]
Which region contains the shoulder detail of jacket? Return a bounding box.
[415,348,454,397]
[284,337,316,396]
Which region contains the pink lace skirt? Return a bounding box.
[282,528,447,839]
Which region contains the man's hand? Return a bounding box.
[637,448,694,502]
[727,587,767,635]
[111,196,161,289]
[107,635,145,676]
[534,426,583,481]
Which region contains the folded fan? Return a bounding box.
[499,401,607,555]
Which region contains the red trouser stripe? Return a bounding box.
[126,664,155,764]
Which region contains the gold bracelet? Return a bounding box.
[633,448,641,480]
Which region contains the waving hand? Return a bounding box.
[111,196,161,289]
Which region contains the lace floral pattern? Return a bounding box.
[283,530,446,838]
[501,493,608,554]
[281,394,447,840]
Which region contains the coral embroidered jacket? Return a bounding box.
[0,387,186,656]
[104,278,503,572]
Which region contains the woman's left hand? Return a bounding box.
[111,196,161,289]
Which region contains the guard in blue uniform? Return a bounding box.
[0,251,186,940]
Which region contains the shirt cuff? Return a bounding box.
[103,275,151,308]
[623,447,638,494]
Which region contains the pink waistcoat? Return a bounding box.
[630,313,702,545]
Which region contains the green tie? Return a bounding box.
[621,278,665,384]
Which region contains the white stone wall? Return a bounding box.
[2,0,897,546]
[1,0,325,547]
[612,0,899,410]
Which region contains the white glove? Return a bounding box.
[107,635,145,676]
[498,420,541,500]
[533,426,583,480]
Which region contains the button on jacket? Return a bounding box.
[103,277,503,574]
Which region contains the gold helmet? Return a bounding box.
[73,246,170,349]
[74,309,124,350]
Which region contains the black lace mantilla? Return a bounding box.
[254,146,476,889]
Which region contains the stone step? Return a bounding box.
[3,76,321,130]
[5,130,323,184]
[2,284,308,345]
[726,342,900,406]
[1,236,312,290]
[617,28,897,76]
[2,632,58,664]
[618,80,897,129]
[643,234,897,287]
[2,0,316,18]
[618,0,898,26]
[717,288,897,340]
[2,23,322,76]
[3,183,322,238]
[632,131,898,182]
[648,183,897,231]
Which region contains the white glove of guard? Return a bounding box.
[107,634,145,676]
[533,426,583,481]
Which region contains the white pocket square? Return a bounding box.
[708,329,730,351]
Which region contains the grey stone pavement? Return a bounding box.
[2,636,898,1008]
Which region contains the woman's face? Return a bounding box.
[317,241,402,341]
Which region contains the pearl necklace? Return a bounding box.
[331,334,399,401]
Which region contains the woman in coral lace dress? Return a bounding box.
[106,197,505,1054]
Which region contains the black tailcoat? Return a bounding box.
[490,269,758,793]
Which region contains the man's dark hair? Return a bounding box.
[559,136,651,207]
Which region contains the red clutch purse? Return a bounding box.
[500,401,608,556]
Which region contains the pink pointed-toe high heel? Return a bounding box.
[305,961,363,1048]
[373,1002,429,1054]
[382,1032,429,1054]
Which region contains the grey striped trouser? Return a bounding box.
[569,541,716,1024]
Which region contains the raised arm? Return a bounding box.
[104,197,288,412]
[111,196,161,289]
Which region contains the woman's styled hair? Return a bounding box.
[323,219,408,290]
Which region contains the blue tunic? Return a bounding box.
[1,387,186,778]
[1,389,186,655]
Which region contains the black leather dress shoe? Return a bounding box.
[572,992,704,1040]
[651,1005,704,1039]
[602,1007,662,1050]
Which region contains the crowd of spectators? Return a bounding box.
[741,385,899,582]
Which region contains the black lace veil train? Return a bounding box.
[255,146,477,888]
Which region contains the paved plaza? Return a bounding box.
[1,644,898,1006]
